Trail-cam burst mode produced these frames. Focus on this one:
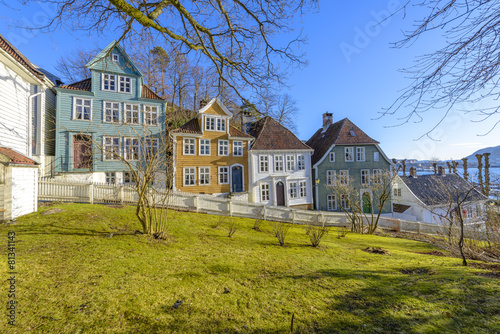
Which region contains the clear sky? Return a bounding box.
[1,1,497,160]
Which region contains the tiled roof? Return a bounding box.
[0,34,46,81]
[60,77,164,100]
[171,118,202,134]
[249,116,311,150]
[229,125,253,139]
[399,174,487,206]
[306,118,379,165]
[0,147,38,165]
[60,78,92,91]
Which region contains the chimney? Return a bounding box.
[199,99,208,109]
[322,112,333,132]
[438,166,446,175]
[409,167,417,177]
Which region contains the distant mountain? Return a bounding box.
[464,145,500,166]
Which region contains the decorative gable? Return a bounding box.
[86,40,142,77]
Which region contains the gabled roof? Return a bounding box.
[229,125,253,139]
[0,147,39,165]
[85,40,143,77]
[249,116,311,151]
[0,34,46,82]
[171,118,202,135]
[306,118,379,165]
[399,174,487,206]
[198,97,232,116]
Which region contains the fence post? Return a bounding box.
[88,183,94,204]
[119,185,124,205]
[290,209,295,224]
[417,221,421,234]
[263,205,267,221]
[228,200,233,216]
[193,196,199,213]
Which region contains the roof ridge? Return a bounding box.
[0,34,45,80]
[63,77,91,86]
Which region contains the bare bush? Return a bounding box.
[306,215,329,247]
[270,221,292,247]
[227,217,237,238]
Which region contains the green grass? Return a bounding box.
[1,203,499,333]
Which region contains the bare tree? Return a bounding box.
[383,1,500,136]
[55,48,98,83]
[253,89,299,131]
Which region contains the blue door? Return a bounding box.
[231,166,243,192]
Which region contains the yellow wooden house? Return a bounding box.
[170,98,253,194]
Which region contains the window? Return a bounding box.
[123,171,135,184]
[124,138,140,160]
[259,155,269,173]
[356,147,365,161]
[374,152,380,162]
[124,104,140,124]
[327,194,337,211]
[393,188,402,197]
[183,167,196,186]
[289,182,298,199]
[105,172,116,184]
[217,118,226,131]
[102,73,116,91]
[103,137,120,160]
[345,147,354,162]
[112,54,119,62]
[199,167,210,185]
[326,170,336,186]
[261,183,270,201]
[373,169,382,184]
[233,141,243,156]
[73,98,92,120]
[361,169,370,185]
[119,76,131,93]
[297,155,305,170]
[103,101,120,123]
[205,116,215,130]
[299,181,307,198]
[286,155,295,171]
[274,155,283,172]
[144,105,158,125]
[145,138,159,158]
[340,170,349,185]
[218,166,229,184]
[183,138,195,155]
[329,152,335,162]
[199,139,210,156]
[341,195,349,209]
[218,140,229,156]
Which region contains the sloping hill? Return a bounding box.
[464,145,500,166]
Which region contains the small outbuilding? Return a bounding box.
[0,147,39,221]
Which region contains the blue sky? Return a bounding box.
[0,1,497,160]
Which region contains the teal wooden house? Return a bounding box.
[306,113,393,213]
[54,41,166,184]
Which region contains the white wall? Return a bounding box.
[11,166,38,219]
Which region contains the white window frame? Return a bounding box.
[299,181,307,198]
[103,101,120,123]
[124,103,140,124]
[73,97,92,121]
[102,73,116,92]
[199,139,211,156]
[218,166,229,184]
[345,147,354,162]
[329,151,335,162]
[183,167,196,186]
[361,169,370,186]
[259,155,269,173]
[205,116,216,131]
[340,170,349,185]
[144,105,158,126]
[341,194,349,209]
[144,138,159,159]
[286,155,295,172]
[199,167,211,185]
[374,152,380,162]
[183,138,196,155]
[216,118,226,132]
[326,170,336,186]
[233,141,243,156]
[373,169,382,184]
[297,155,305,170]
[327,194,337,211]
[103,136,120,161]
[289,181,298,199]
[356,147,366,162]
[123,171,135,184]
[218,140,229,156]
[112,54,119,62]
[260,183,270,201]
[124,137,140,161]
[105,172,116,184]
[274,155,284,172]
[118,76,132,94]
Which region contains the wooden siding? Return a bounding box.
[44,88,56,156]
[203,103,228,116]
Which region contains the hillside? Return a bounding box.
[1,203,499,333]
[464,145,500,166]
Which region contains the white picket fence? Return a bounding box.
[37,178,488,238]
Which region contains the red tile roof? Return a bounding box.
[0,34,46,81]
[171,118,202,134]
[229,125,253,139]
[306,118,379,165]
[249,116,311,150]
[0,147,38,165]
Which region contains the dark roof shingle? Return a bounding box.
[306,118,379,165]
[229,125,253,139]
[399,174,487,206]
[0,34,45,81]
[171,118,202,134]
[0,147,38,165]
[249,116,311,150]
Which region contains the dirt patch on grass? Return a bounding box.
[362,247,391,255]
[415,250,446,257]
[400,268,433,275]
[470,262,500,278]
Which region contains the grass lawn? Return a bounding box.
[1,203,499,333]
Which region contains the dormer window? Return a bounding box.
[112,54,119,62]
[102,74,116,91]
[217,118,226,131]
[101,73,132,94]
[205,116,215,130]
[205,115,226,132]
[119,76,131,93]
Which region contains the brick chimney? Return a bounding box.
[199,99,208,109]
[322,112,333,132]
[409,167,417,177]
[438,166,446,175]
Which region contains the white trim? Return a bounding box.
[356,147,366,162]
[101,73,116,92]
[72,96,93,121]
[183,167,196,186]
[183,138,196,155]
[313,144,335,169]
[112,53,120,62]
[218,166,230,184]
[198,97,232,116]
[218,139,229,156]
[199,139,211,156]
[123,103,141,124]
[198,166,211,185]
[233,140,243,156]
[123,137,140,161]
[102,136,121,161]
[102,100,121,123]
[143,104,158,126]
